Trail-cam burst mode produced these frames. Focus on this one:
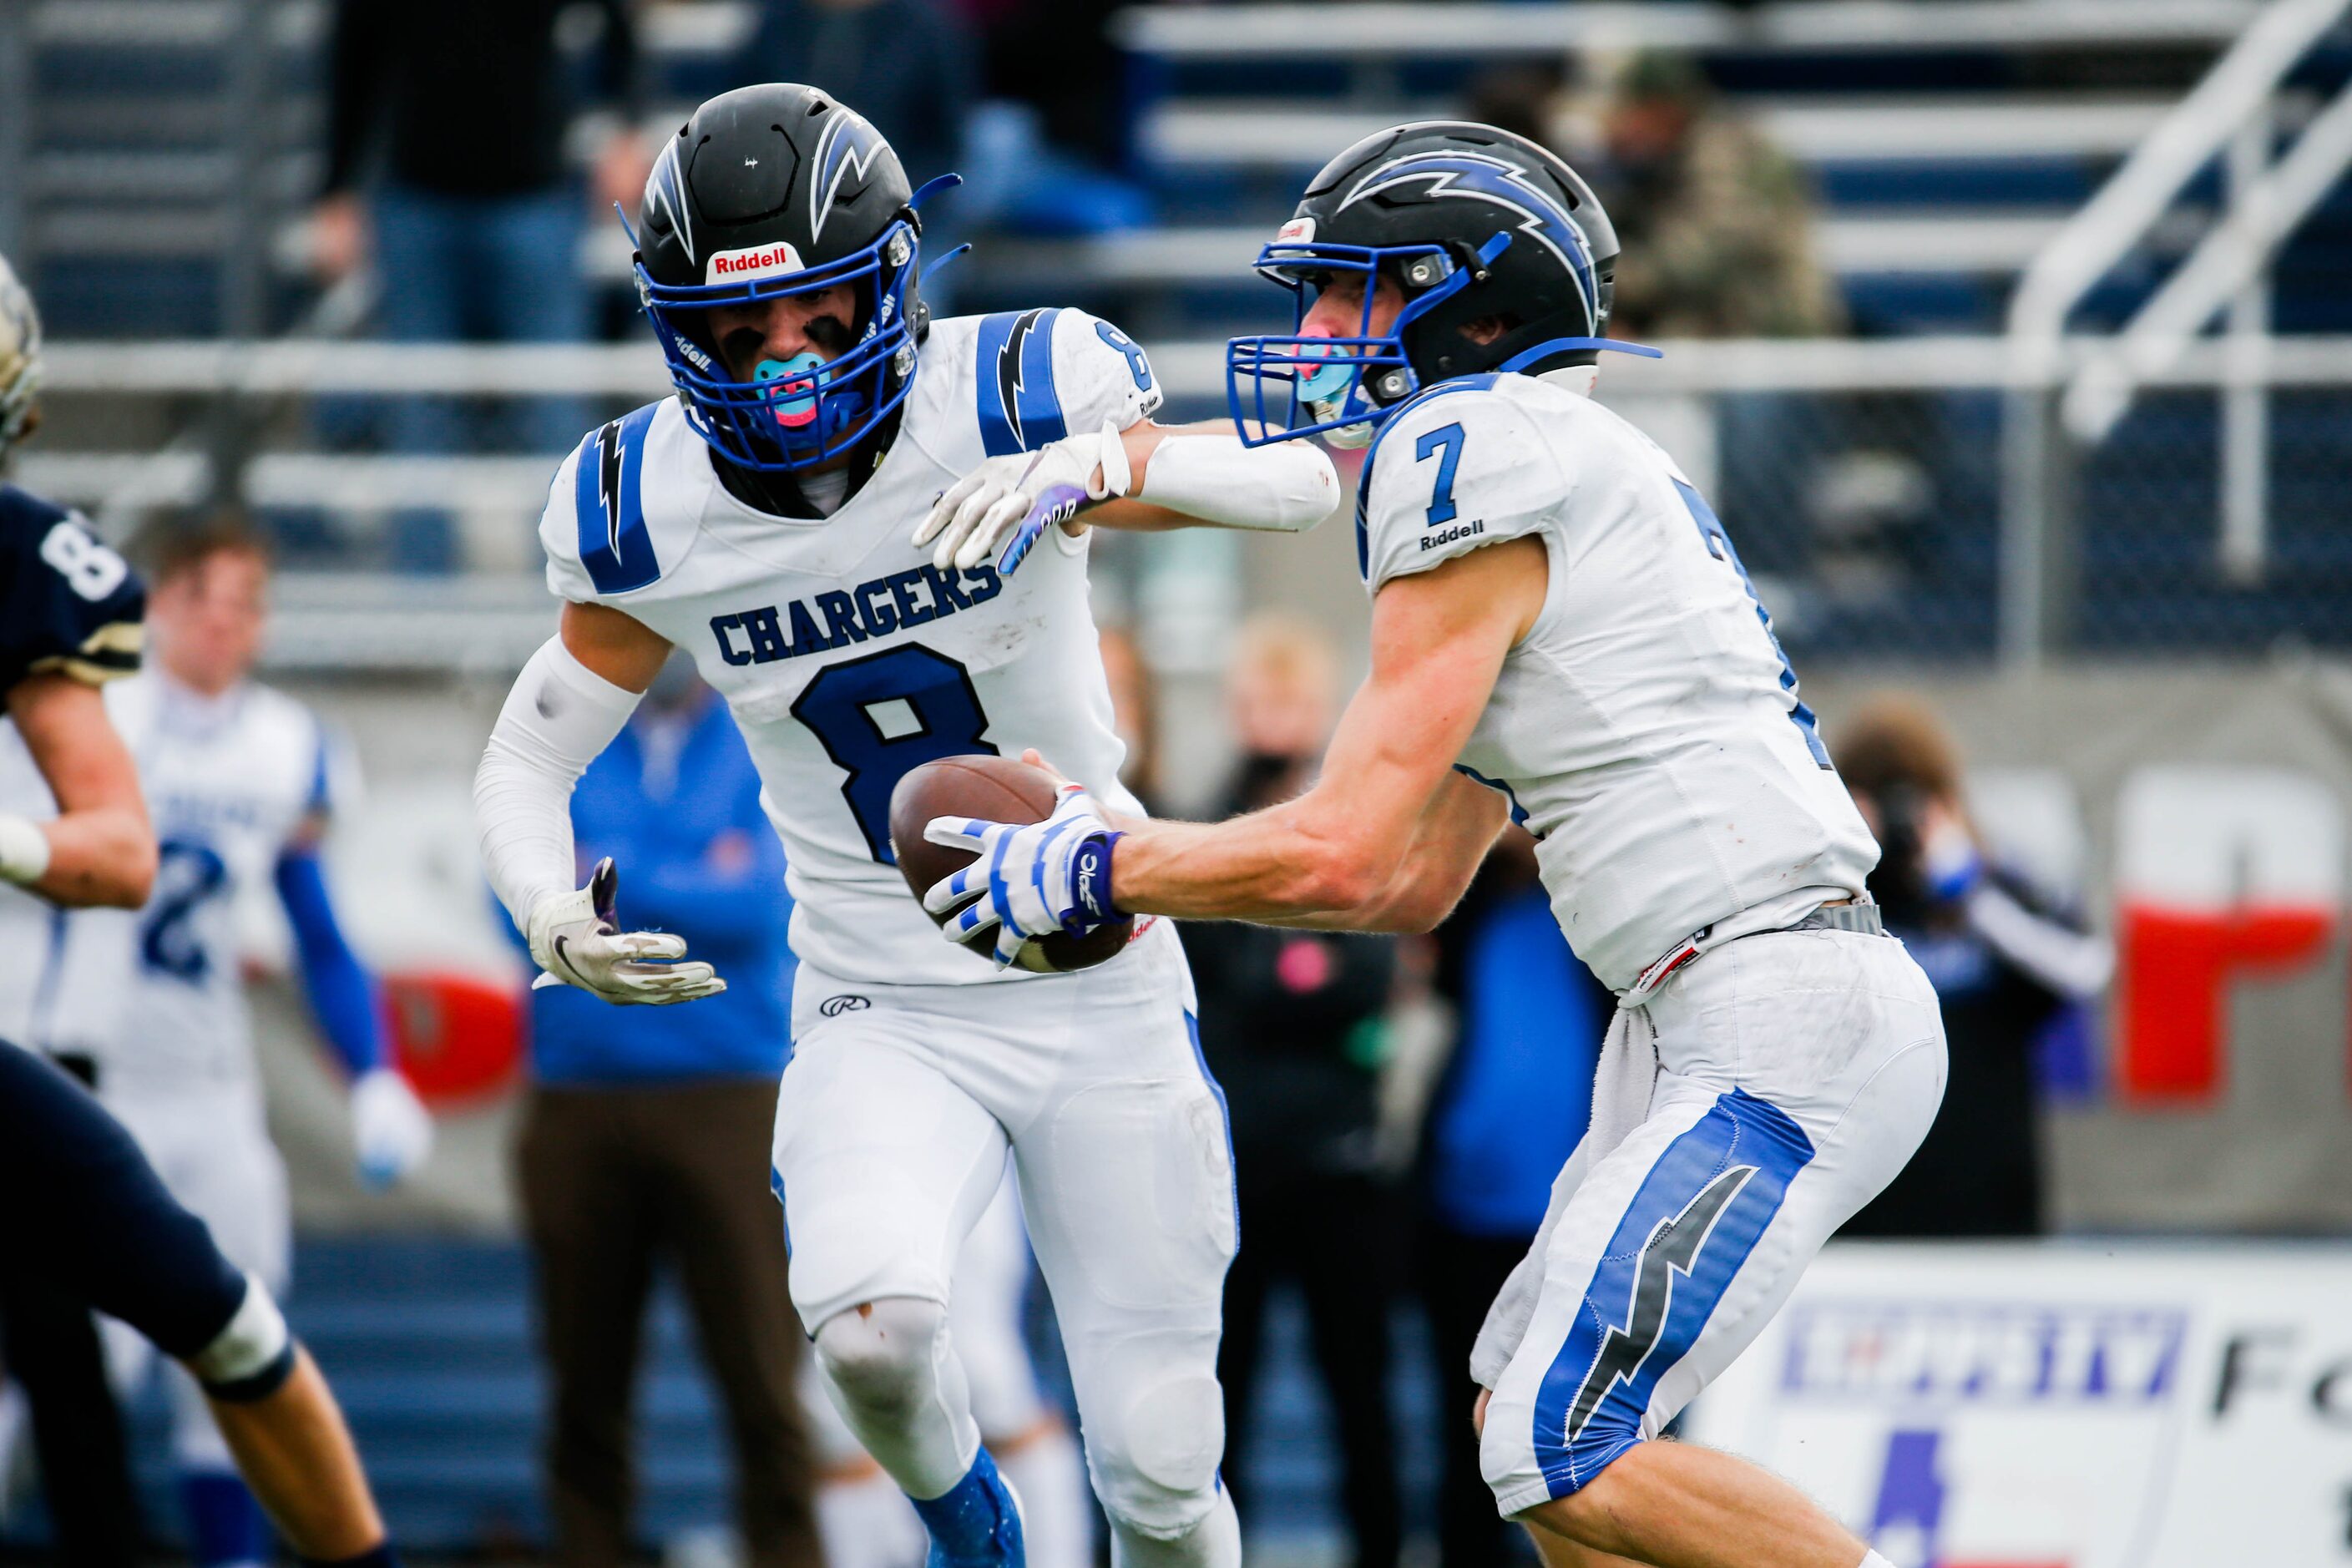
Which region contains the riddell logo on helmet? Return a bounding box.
[706,241,806,285]
[1274,216,1317,245]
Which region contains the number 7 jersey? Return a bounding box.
[1356,372,1879,994]
[537,308,1161,988]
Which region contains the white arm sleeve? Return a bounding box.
[473,636,643,934]
[1136,432,1340,533]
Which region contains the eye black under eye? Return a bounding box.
[806,315,853,356]
[721,326,764,364]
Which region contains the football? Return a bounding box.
[888,753,1135,973]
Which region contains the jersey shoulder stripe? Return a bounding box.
[973,307,1066,456]
[1354,374,1505,580]
[573,400,665,594]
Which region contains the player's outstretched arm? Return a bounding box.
[926,538,1542,949]
[915,417,1341,574]
[203,1346,390,1564]
[1109,538,1540,928]
[3,671,156,908]
[473,604,726,1006]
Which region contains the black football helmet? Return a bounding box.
[1226,120,1658,447]
[632,83,948,473]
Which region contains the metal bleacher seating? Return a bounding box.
[964,1,2272,342]
[7,0,2319,345]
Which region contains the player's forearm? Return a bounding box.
[9,806,158,908]
[1092,421,1340,535]
[473,637,641,932]
[6,673,157,908]
[205,1348,387,1562]
[1106,760,1505,933]
[1108,804,1395,926]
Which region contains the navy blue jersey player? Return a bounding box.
[0,251,399,1568]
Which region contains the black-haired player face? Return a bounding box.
[701,285,860,445]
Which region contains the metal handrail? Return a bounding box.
[2065,78,2352,441]
[1998,0,2352,667]
[38,332,2352,402]
[1111,0,2263,60]
[2005,0,2350,366]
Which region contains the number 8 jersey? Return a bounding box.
[538,308,1160,988]
[1355,372,1879,994]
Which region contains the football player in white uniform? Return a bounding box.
[808,1171,1093,1568]
[924,121,1948,1568]
[473,84,1338,1568]
[0,519,434,1568]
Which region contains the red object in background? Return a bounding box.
[2114,903,2335,1101]
[382,970,524,1107]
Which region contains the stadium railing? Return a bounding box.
[2001,0,2352,663]
[1108,0,2263,60]
[28,332,2352,670]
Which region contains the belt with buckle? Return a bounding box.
[1623,898,1885,1005]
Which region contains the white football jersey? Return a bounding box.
[538,308,1162,988]
[1357,371,1879,992]
[0,672,347,1087]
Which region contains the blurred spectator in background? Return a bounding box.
[1183,616,1402,1568]
[1595,53,1842,341]
[952,0,1147,235]
[727,0,974,194]
[1833,695,2111,1238]
[511,653,821,1568]
[1416,830,1610,1568]
[1589,52,1849,593]
[1466,61,1570,152]
[315,0,645,571]
[1097,625,1161,807]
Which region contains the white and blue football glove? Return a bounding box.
[913,419,1132,576]
[921,781,1124,968]
[350,1068,433,1191]
[527,857,726,1005]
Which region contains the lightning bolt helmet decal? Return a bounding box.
[1339,149,1600,321]
[810,105,892,245]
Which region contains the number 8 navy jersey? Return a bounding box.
[1355,373,1879,993]
[0,484,144,697]
[536,308,1161,988]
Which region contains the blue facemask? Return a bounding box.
[754,352,867,452]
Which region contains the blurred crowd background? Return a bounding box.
[7,0,2352,1563]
